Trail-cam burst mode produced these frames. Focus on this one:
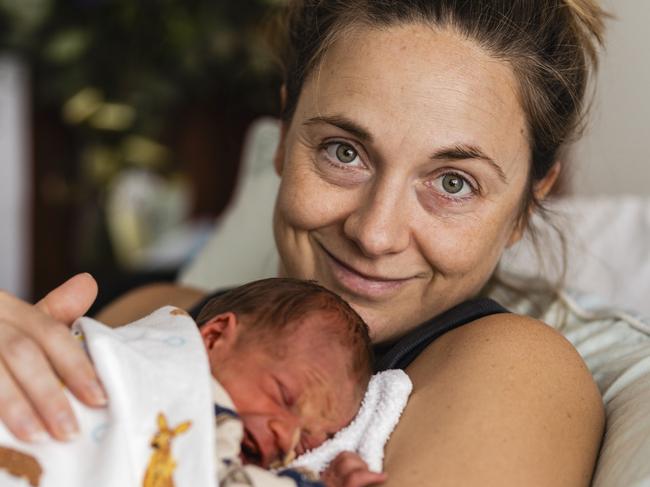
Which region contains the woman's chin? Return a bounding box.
[340,300,402,343]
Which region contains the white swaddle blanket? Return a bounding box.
[0,306,217,487]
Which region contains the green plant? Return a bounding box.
[0,0,283,185]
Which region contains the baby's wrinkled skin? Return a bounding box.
[200,310,386,487]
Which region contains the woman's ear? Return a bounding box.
[273,123,289,176]
[506,217,527,248]
[534,162,562,201]
[200,312,240,357]
[273,85,289,176]
[506,162,562,248]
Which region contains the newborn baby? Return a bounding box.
[195,278,386,486]
[0,278,387,487]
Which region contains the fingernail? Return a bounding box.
[55,411,79,440]
[27,429,48,443]
[86,380,108,406]
[17,418,47,443]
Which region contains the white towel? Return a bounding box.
[290,369,412,474]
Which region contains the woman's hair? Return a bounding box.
[275,0,607,232]
[196,277,373,388]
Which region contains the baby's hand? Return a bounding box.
[321,452,387,487]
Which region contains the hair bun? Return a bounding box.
[563,0,609,67]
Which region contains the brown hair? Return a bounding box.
[197,277,373,389]
[276,0,607,233]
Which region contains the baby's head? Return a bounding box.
[196,278,373,468]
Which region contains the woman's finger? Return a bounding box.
[0,327,80,440]
[4,286,107,408]
[0,277,106,441]
[35,274,106,406]
[36,273,98,325]
[0,359,46,442]
[36,321,107,407]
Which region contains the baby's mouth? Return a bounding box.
[241,426,301,469]
[241,429,263,466]
[269,427,301,470]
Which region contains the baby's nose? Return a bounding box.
[268,418,301,462]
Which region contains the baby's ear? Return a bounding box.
[200,312,240,353]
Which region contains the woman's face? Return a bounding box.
[273,24,532,342]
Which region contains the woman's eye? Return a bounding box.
[324,142,362,166]
[442,174,464,194]
[433,173,474,198]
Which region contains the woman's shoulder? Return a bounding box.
[382,313,604,486]
[410,312,599,394]
[437,312,578,359]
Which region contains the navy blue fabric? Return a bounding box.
[214,403,239,419]
[278,468,325,487]
[373,297,508,371]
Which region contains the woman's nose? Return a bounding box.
[343,181,411,257]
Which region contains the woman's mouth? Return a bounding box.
[318,245,414,300]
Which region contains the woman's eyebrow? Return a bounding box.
[303,115,373,142]
[431,144,508,183]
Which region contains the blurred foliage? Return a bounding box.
[0,0,286,277]
[0,0,285,185]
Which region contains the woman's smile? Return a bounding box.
[315,240,419,301]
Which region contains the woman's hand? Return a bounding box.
[0,273,107,442]
[321,452,387,487]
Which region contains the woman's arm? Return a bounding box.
[94,282,205,327]
[382,313,604,487]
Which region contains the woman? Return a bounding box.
[0,1,607,485]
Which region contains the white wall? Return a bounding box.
[0,56,30,299]
[571,0,650,196]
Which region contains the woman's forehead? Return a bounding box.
[293,23,529,170]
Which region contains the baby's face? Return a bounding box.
[207,312,362,468]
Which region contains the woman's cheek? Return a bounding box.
[416,213,511,278]
[276,164,355,231]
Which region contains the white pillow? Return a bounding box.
[178,117,280,291]
[179,117,650,486]
[501,196,650,317]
